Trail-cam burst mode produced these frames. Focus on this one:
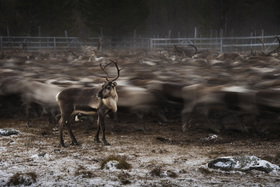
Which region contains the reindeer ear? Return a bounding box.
[112,82,117,87]
[102,82,106,87]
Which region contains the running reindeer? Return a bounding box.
[56,60,120,147]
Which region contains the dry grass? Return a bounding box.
[150,167,178,178]
[150,167,162,177]
[7,172,37,186]
[100,155,132,170]
[1,117,280,186]
[118,172,132,185]
[74,165,95,178]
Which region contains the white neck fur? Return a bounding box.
[102,94,118,112]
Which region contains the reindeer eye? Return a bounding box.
[106,86,111,90]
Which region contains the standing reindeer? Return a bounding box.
[56,60,120,147]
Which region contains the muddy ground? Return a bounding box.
[1,49,280,186]
[1,112,280,186]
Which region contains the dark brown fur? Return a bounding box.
[56,61,120,147]
[56,82,118,147]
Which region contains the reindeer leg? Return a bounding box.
[218,117,227,133]
[59,106,77,147]
[112,112,118,133]
[181,103,196,131]
[50,108,57,129]
[181,110,192,131]
[157,109,168,125]
[99,114,110,145]
[113,112,118,122]
[94,117,101,143]
[238,115,249,132]
[108,111,117,134]
[23,103,32,127]
[135,113,148,133]
[181,114,188,132]
[253,116,261,137]
[59,121,66,147]
[47,107,56,129]
[65,123,79,145]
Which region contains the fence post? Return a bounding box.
[99,37,103,51]
[194,27,197,44]
[261,29,264,43]
[134,29,136,49]
[215,30,218,49]
[220,29,223,53]
[54,37,56,51]
[47,37,49,49]
[194,27,197,38]
[100,28,103,51]
[250,32,253,47]
[39,26,41,49]
[65,30,68,43]
[149,38,153,49]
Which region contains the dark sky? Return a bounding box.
[0,0,279,37]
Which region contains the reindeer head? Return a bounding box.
[97,60,120,100]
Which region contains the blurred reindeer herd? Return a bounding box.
[1,37,280,136]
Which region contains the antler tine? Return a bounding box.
[188,44,198,56]
[257,38,267,53]
[174,44,186,57]
[265,36,280,56]
[99,62,111,81]
[109,59,121,82]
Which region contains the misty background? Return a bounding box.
[0,0,280,38]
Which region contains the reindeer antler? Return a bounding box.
[174,44,197,57]
[267,36,280,55]
[174,45,187,57]
[109,59,121,82]
[100,62,112,81]
[257,38,267,53]
[99,60,121,82]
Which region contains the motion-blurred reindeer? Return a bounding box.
[0,76,63,127]
[56,60,120,147]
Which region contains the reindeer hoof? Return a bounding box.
[60,143,66,147]
[94,139,102,143]
[104,142,110,146]
[70,141,79,146]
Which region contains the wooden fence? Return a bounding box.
[0,34,279,53]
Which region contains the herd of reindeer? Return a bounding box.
[0,37,280,147]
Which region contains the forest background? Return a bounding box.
[0,0,280,38]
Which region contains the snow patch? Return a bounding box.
[251,67,276,73]
[104,160,120,171]
[31,153,51,160]
[208,156,280,173]
[0,128,19,136]
[202,134,219,141]
[142,60,157,66]
[222,86,250,93]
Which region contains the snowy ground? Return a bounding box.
[1,49,280,186]
[1,116,280,186]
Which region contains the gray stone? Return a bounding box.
[0,128,19,136]
[208,156,280,173]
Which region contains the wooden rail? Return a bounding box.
[0,35,279,52]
